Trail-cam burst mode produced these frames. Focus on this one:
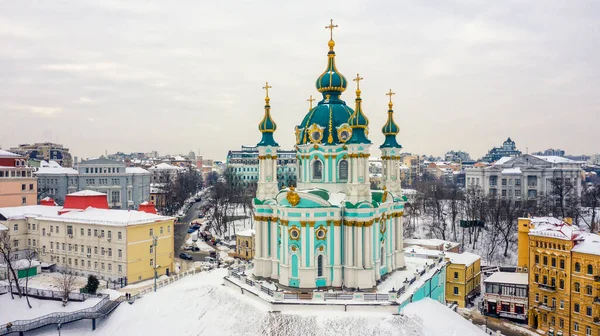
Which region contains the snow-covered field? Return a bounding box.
[27,269,484,336]
[0,294,102,324]
[8,272,90,292]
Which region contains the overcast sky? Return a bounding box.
[1,0,598,161]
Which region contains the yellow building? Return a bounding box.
[518,216,600,336]
[235,229,255,260]
[405,245,480,307]
[0,199,175,284]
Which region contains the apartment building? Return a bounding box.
[0,190,174,284]
[0,150,37,207]
[235,229,255,260]
[518,216,600,336]
[226,145,297,189]
[483,272,529,322]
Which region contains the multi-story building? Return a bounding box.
[482,272,529,322]
[235,229,255,260]
[36,158,151,209]
[0,150,37,207]
[445,150,472,163]
[404,244,480,308]
[534,149,566,157]
[465,154,583,200]
[9,142,73,167]
[0,190,174,284]
[196,156,215,180]
[518,216,600,336]
[481,137,522,163]
[226,145,297,189]
[401,154,421,186]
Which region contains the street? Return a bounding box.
[173,197,214,263]
[461,308,533,336]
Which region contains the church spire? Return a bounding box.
[346,74,371,144]
[257,82,279,147]
[380,89,402,148]
[315,19,347,96]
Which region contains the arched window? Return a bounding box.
[317,254,323,277]
[312,160,323,180]
[587,264,593,275]
[575,262,581,272]
[338,160,348,180]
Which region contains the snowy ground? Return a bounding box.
[0,294,101,324]
[28,269,484,336]
[1,272,90,292]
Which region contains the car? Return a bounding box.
[184,246,200,252]
[179,252,193,260]
[187,228,196,234]
[198,214,205,219]
[192,224,201,230]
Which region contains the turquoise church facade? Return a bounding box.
[253,21,407,290]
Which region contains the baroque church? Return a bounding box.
[252,20,406,290]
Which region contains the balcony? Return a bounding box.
[594,275,600,282]
[594,317,600,326]
[538,283,556,292]
[594,297,600,305]
[538,303,556,312]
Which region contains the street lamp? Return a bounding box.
[152,235,158,292]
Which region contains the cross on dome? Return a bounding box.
[307,95,315,110]
[325,19,338,41]
[386,89,396,108]
[262,82,272,98]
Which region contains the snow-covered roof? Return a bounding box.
[528,217,584,241]
[36,160,79,175]
[501,167,521,174]
[236,229,255,237]
[0,205,64,220]
[494,157,513,165]
[41,207,173,226]
[11,259,41,270]
[402,298,486,335]
[484,272,528,285]
[126,167,149,174]
[68,190,105,197]
[149,162,183,171]
[403,238,460,251]
[0,149,20,158]
[572,233,600,256]
[534,155,576,164]
[0,224,7,231]
[444,251,480,266]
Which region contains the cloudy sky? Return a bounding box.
[1,0,598,161]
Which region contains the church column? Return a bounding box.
[366,223,372,268]
[262,219,269,259]
[270,219,278,278]
[309,222,315,268]
[255,219,262,259]
[301,222,307,267]
[356,225,363,269]
[345,222,353,267]
[334,221,341,266]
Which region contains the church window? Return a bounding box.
[338,160,348,180]
[312,160,323,180]
[317,255,323,277]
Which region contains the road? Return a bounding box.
[173,197,215,263]
[462,309,532,336]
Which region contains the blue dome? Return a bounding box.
[297,93,354,145]
[315,40,348,94]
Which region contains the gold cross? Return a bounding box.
[353,73,363,90]
[386,89,396,103]
[325,19,338,40]
[262,82,272,98]
[307,95,315,110]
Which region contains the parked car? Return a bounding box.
[184,246,200,252]
[179,252,193,260]
[187,228,196,234]
[198,214,205,219]
[192,224,201,230]
[204,257,216,263]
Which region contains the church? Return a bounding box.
[252,20,406,290]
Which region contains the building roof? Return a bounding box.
[572,233,600,256]
[484,272,528,285]
[68,190,106,197]
[236,229,255,237]
[403,238,460,251]
[401,298,486,336]
[79,157,123,166]
[501,167,522,174]
[125,167,150,174]
[533,155,576,164]
[148,162,183,171]
[0,223,7,231]
[0,150,21,158]
[0,205,64,220]
[528,217,584,241]
[44,207,172,226]
[36,160,79,175]
[444,251,480,266]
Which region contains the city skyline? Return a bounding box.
[1,1,598,160]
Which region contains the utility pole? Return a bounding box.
[152,235,158,292]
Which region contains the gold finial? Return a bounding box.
[325,19,338,41]
[307,95,315,110]
[262,81,272,102]
[386,89,395,109]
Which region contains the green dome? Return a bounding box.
[315,40,348,94]
[297,93,354,145]
[257,97,279,147]
[346,87,371,145]
[380,95,401,148]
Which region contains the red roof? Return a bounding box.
[63,191,108,210]
[138,202,157,214]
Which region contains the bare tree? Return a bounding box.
[21,250,37,308]
[54,267,77,306]
[0,230,22,298]
[581,184,600,232]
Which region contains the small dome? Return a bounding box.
[258,97,277,133]
[315,41,348,93]
[380,101,402,149]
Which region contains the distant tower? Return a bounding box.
[255,82,279,200]
[345,74,372,204]
[379,89,402,195]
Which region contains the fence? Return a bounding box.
[0,294,111,335]
[134,267,201,297]
[0,285,95,302]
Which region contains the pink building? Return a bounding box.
[0,150,37,207]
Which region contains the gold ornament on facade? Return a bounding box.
[308,123,324,144]
[295,126,302,145]
[318,245,324,252]
[286,186,300,206]
[381,186,388,203]
[315,226,328,240]
[291,245,297,252]
[337,124,352,143]
[380,220,387,234]
[289,226,301,240]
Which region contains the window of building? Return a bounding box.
[317,255,323,277]
[118,249,122,258]
[312,160,323,180]
[588,264,594,275]
[94,247,98,255]
[150,259,154,267]
[586,325,591,336]
[543,275,547,284]
[535,255,539,264]
[454,272,459,279]
[80,228,84,236]
[94,262,98,269]
[551,258,556,267]
[453,287,459,295]
[108,231,112,239]
[118,231,122,240]
[575,282,580,292]
[543,256,548,265]
[29,183,33,190]
[574,303,580,313]
[149,228,153,237]
[101,247,105,256]
[21,184,26,191]
[88,229,91,236]
[574,322,579,332]
[338,160,348,180]
[560,300,564,309]
[575,262,581,272]
[94,229,98,237]
[515,190,521,197]
[101,263,105,270]
[535,293,539,302]
[559,318,564,328]
[586,306,592,316]
[160,227,163,234]
[168,226,171,233]
[560,259,565,269]
[559,279,565,290]
[534,273,539,283]
[13,224,18,231]
[108,248,112,257]
[150,245,154,254]
[118,265,122,273]
[108,264,112,271]
[543,295,548,305]
[586,285,593,296]
[501,178,507,186]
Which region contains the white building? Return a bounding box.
[465,154,583,200]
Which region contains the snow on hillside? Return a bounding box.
[29,269,484,336]
[0,295,101,325]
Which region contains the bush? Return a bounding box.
[85,275,99,294]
